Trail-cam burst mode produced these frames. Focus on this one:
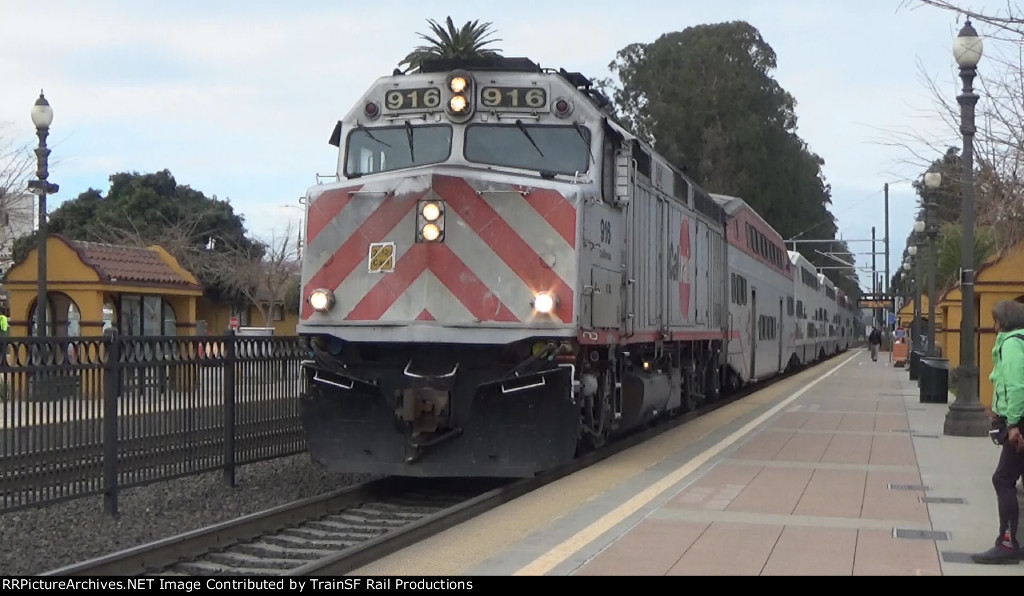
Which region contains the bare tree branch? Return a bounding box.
[90,208,255,297]
[202,222,300,326]
[0,124,37,271]
[874,4,1024,258]
[900,0,1024,39]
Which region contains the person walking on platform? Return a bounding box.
[973,300,1024,564]
[868,325,882,361]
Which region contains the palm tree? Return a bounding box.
[399,17,503,74]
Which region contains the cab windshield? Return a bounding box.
[344,124,452,177]
[464,123,591,176]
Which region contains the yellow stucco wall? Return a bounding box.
[194,299,298,337]
[3,236,203,338]
[196,297,232,335]
[5,237,100,337]
[244,307,299,336]
[897,294,933,327]
[938,287,958,356]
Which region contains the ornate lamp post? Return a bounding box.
[909,243,921,347]
[902,259,912,325]
[945,20,988,437]
[922,173,941,357]
[28,91,57,338]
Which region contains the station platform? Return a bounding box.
[351,348,1024,576]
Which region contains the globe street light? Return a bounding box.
[908,243,921,347]
[945,19,988,437]
[923,172,941,357]
[28,91,58,338]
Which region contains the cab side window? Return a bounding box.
[601,135,616,204]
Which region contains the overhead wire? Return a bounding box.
[788,189,884,242]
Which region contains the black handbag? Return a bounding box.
[991,416,1009,446]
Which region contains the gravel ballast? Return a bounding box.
[0,453,373,576]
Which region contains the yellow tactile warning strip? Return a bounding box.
[347,353,858,576]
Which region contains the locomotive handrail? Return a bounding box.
[313,372,354,390]
[347,190,393,197]
[476,189,531,197]
[490,112,540,122]
[383,114,430,123]
[501,376,546,394]
[403,360,459,379]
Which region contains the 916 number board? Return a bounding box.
[384,88,441,111]
[479,86,547,110]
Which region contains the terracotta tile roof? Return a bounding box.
[69,240,198,288]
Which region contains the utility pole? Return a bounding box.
[884,183,890,332]
[871,226,877,326]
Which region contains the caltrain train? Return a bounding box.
[297,56,861,478]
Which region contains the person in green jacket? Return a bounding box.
[973,300,1024,564]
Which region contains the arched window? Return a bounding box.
[67,302,81,337]
[102,299,116,333]
[27,296,54,336]
[118,295,181,336]
[163,300,177,336]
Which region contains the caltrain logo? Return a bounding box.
[668,222,692,317]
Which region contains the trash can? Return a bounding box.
[908,350,924,381]
[919,357,950,404]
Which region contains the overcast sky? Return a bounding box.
[0,0,1008,292]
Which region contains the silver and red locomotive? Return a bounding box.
[297,56,824,478]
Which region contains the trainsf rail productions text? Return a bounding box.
[3,578,474,592]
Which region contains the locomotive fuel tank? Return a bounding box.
[618,367,674,430]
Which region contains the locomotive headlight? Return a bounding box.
[308,289,335,312]
[417,200,445,242]
[449,95,467,112]
[421,201,441,222]
[450,76,467,93]
[421,223,441,242]
[445,71,474,120]
[533,292,556,314]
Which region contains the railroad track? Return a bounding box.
[40,476,510,577]
[40,355,838,577]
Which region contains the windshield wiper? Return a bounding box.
[515,120,544,157]
[572,122,595,165]
[404,120,415,162]
[356,122,391,148]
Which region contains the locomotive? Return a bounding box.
[296,56,857,478]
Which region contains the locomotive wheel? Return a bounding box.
[682,360,698,412]
[727,369,742,392]
[585,367,614,450]
[704,360,720,402]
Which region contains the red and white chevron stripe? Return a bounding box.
[301,174,577,327]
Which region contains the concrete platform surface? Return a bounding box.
[349,349,1024,576]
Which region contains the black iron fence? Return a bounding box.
[0,331,309,515]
